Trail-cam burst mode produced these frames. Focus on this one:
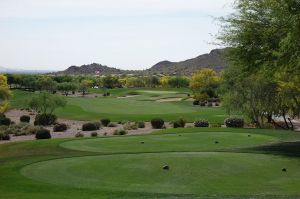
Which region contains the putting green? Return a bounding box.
[21,152,300,195]
[61,132,278,153]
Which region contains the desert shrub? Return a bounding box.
[91,132,98,137]
[151,118,165,129]
[21,125,38,135]
[35,128,51,139]
[207,102,213,107]
[75,132,84,137]
[0,113,5,118]
[0,132,10,140]
[215,103,219,107]
[193,100,199,106]
[136,121,145,128]
[20,115,30,123]
[113,129,127,135]
[224,118,244,128]
[82,123,98,131]
[101,118,111,127]
[34,114,57,126]
[0,117,11,126]
[173,118,186,128]
[108,123,117,127]
[124,122,138,130]
[53,123,68,132]
[194,120,209,127]
[93,122,101,130]
[199,102,206,107]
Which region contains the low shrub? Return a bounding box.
[193,100,199,105]
[224,118,244,128]
[101,118,111,127]
[0,132,10,140]
[194,120,209,127]
[75,132,84,137]
[53,123,68,132]
[113,129,127,135]
[82,123,98,131]
[124,122,138,130]
[210,123,222,128]
[91,132,98,137]
[108,123,117,127]
[151,118,165,129]
[0,117,11,126]
[173,118,186,128]
[21,125,38,135]
[263,123,275,129]
[136,121,145,128]
[34,114,57,126]
[0,113,5,118]
[35,128,51,139]
[20,115,30,123]
[215,103,219,107]
[199,102,206,107]
[93,122,101,130]
[207,102,213,107]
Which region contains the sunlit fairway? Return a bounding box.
[2,128,300,199]
[10,89,231,122]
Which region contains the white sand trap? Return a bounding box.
[117,95,140,99]
[157,98,183,102]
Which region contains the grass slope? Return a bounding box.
[10,89,231,122]
[1,128,300,198]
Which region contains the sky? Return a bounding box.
[0,0,234,71]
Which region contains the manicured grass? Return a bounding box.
[10,89,233,122]
[1,128,300,198]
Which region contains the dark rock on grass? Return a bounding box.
[163,165,170,170]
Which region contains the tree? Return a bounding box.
[57,82,78,96]
[218,0,300,129]
[29,92,67,115]
[78,80,93,95]
[168,76,190,88]
[190,68,220,98]
[0,75,11,113]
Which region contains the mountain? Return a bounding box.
[58,63,126,75]
[146,48,227,75]
[59,48,228,76]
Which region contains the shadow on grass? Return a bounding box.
[251,141,300,157]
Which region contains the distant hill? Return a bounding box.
[59,63,124,75]
[146,49,227,75]
[58,48,228,76]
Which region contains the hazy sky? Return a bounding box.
[0,0,234,70]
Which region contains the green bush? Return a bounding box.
[113,129,127,135]
[207,102,213,107]
[35,128,51,139]
[53,123,68,132]
[82,123,98,131]
[21,125,38,135]
[91,132,98,137]
[173,118,186,128]
[200,102,206,107]
[93,122,101,130]
[0,117,11,126]
[136,121,145,128]
[124,122,138,130]
[101,118,111,127]
[194,120,209,127]
[34,114,57,126]
[224,118,244,128]
[20,115,30,123]
[151,118,165,129]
